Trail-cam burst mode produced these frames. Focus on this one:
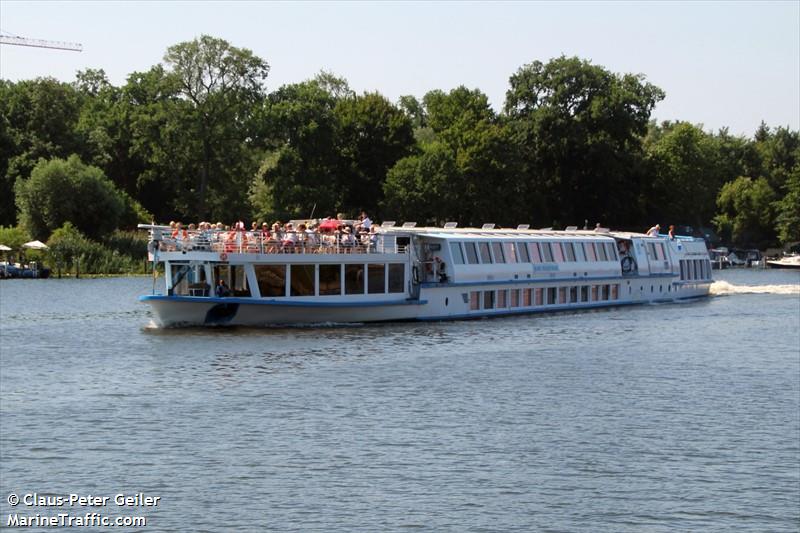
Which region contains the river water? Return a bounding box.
[1,269,798,532]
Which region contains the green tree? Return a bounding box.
[713,176,776,247]
[334,92,414,217]
[250,79,342,221]
[384,86,518,226]
[0,78,86,225]
[15,155,126,240]
[774,166,800,244]
[644,122,726,226]
[163,35,270,220]
[505,56,664,227]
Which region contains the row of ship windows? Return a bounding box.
[467,284,621,311]
[250,263,405,297]
[679,259,711,281]
[171,263,407,297]
[450,241,619,266]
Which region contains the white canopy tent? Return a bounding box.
[22,240,49,250]
[0,244,11,251]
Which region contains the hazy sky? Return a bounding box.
[1,0,797,136]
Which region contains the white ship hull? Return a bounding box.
[139,224,713,327]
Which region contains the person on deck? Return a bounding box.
[668,225,676,240]
[647,224,660,237]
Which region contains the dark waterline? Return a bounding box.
[1,269,799,531]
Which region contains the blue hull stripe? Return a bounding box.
[140,295,427,308]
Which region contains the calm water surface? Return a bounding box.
[1,269,799,532]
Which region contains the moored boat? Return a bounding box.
[138,222,713,327]
[766,255,800,269]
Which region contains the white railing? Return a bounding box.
[155,229,407,256]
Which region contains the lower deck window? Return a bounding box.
[345,264,364,295]
[534,288,543,306]
[611,284,619,300]
[290,264,315,296]
[470,291,480,310]
[319,264,341,295]
[368,264,385,294]
[523,288,532,306]
[483,291,495,309]
[388,264,405,293]
[254,265,285,297]
[497,290,507,308]
[580,286,589,302]
[510,289,520,307]
[558,287,567,304]
[569,286,578,303]
[547,287,557,305]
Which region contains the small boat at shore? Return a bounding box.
[766,255,800,269]
[138,222,712,327]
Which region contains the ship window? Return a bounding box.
[491,242,505,263]
[529,242,543,263]
[464,242,479,264]
[345,264,365,294]
[645,242,656,261]
[523,288,532,306]
[611,284,619,300]
[585,242,597,261]
[581,285,589,302]
[470,291,480,310]
[574,242,586,262]
[388,264,405,293]
[569,286,578,303]
[510,289,520,307]
[679,260,685,280]
[552,242,565,262]
[534,288,543,306]
[368,263,386,294]
[517,242,530,262]
[319,264,341,295]
[450,242,465,265]
[170,263,191,295]
[602,285,610,300]
[479,242,493,263]
[255,264,286,297]
[564,242,576,262]
[656,243,666,261]
[605,243,617,261]
[558,287,567,303]
[591,285,599,301]
[595,243,608,261]
[693,260,699,280]
[503,242,517,263]
[497,290,507,308]
[546,287,557,304]
[540,242,554,262]
[290,264,315,297]
[483,291,495,309]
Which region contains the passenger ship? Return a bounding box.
[138,222,712,327]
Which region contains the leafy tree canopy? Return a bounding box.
[15,155,126,240]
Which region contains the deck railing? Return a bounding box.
[154,229,407,256]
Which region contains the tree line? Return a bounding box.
[1,35,798,252]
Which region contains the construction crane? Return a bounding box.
[0,32,82,52]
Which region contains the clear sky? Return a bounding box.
[0,0,797,136]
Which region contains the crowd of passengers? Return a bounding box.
[164,212,380,252]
